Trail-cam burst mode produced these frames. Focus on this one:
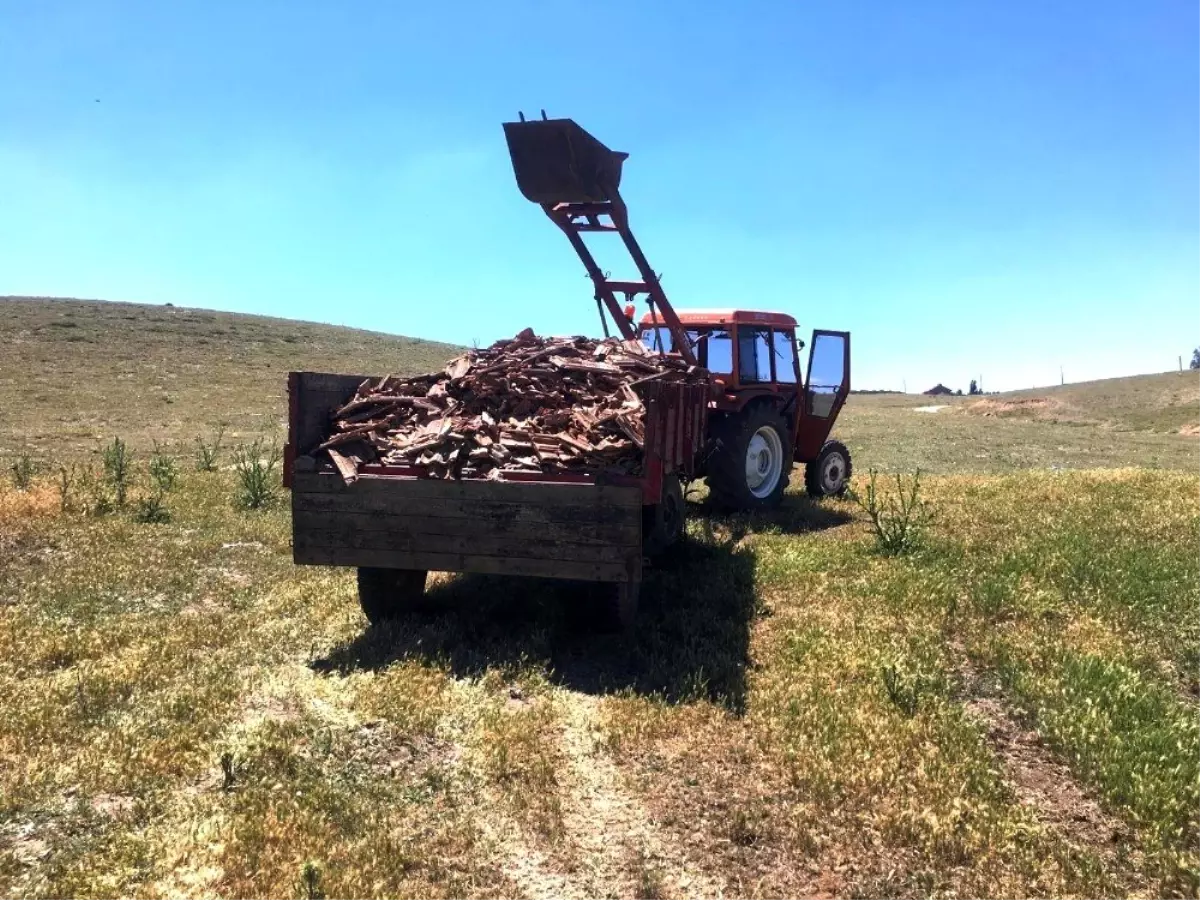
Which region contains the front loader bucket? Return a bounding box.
[503,117,628,205]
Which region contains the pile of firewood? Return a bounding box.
[317,328,707,482]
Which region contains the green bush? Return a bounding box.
[79,464,114,516]
[234,438,281,510]
[849,468,931,556]
[150,442,178,492]
[9,453,36,491]
[195,425,225,472]
[102,437,132,507]
[57,464,78,513]
[133,491,171,524]
[881,662,924,716]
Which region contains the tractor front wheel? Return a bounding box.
[357,567,428,625]
[707,405,792,510]
[804,440,852,498]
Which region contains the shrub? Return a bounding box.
[58,464,77,513]
[234,439,281,510]
[102,437,132,507]
[133,491,171,524]
[881,662,923,716]
[849,468,931,556]
[195,425,225,472]
[79,464,114,517]
[149,442,178,492]
[10,453,36,491]
[298,861,325,900]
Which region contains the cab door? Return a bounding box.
[796,330,851,461]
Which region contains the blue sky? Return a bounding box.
[1,1,1196,391]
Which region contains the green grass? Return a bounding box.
[1,297,1197,897]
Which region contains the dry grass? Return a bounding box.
[837,374,1198,474]
[0,296,459,461]
[1,297,1198,897]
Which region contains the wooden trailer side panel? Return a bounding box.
[291,471,643,583]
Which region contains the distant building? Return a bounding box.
[924,383,954,396]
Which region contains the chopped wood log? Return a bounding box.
[327,448,360,485]
[315,328,708,479]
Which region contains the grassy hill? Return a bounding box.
[838,372,1198,474]
[957,371,1198,434]
[2,296,1196,475]
[1,297,1197,897]
[1,296,460,459]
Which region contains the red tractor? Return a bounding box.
[504,114,852,511]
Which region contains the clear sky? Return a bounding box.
[2,1,1197,391]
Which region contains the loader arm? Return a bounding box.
[503,115,697,366]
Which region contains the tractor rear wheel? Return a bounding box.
[357,567,428,625]
[804,440,852,498]
[707,405,792,510]
[598,580,640,632]
[643,473,685,556]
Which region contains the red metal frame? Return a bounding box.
[543,192,697,367]
[639,309,799,330]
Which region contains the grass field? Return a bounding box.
[1,297,1197,898]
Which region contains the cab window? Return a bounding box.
[641,326,672,353]
[706,329,733,374]
[738,328,771,383]
[807,332,847,417]
[641,326,703,358]
[772,330,798,384]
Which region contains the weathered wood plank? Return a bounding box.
[293,491,641,527]
[294,528,637,564]
[292,372,366,455]
[291,470,641,507]
[292,509,639,546]
[293,545,636,582]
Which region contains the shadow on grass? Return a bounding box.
[311,495,850,712]
[691,492,855,536]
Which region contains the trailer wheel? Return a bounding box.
[599,580,640,632]
[707,405,792,510]
[357,567,428,625]
[804,440,852,498]
[644,473,685,556]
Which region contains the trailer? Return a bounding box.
[285,371,708,628]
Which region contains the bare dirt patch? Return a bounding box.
[967,396,1063,418]
[964,695,1125,846]
[473,692,724,899]
[555,695,723,899]
[955,651,1130,858]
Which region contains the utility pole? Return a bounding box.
[1060,365,1064,386]
[1180,356,1184,372]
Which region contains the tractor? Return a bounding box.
[503,113,853,514]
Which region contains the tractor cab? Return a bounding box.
[639,308,803,388]
[638,308,851,496]
[638,309,848,414]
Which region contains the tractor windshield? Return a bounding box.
[640,326,702,357]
